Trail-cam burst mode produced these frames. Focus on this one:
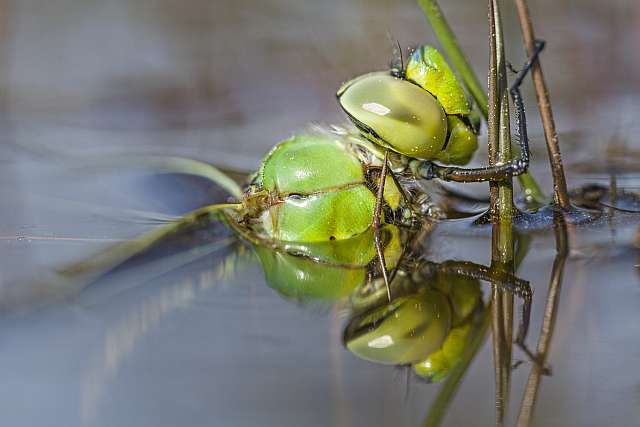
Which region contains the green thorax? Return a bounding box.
[246,133,403,243]
[405,45,470,115]
[406,45,478,165]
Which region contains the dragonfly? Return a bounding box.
[0,164,534,382]
[201,41,548,297]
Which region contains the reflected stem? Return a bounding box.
[516,214,568,427]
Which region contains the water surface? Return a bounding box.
[1,1,640,426]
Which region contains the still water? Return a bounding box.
[1,0,640,426]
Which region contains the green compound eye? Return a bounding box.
[433,273,483,325]
[337,72,448,159]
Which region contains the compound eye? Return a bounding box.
[337,72,447,159]
[343,289,452,365]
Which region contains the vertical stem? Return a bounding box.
[488,0,514,226]
[488,1,514,425]
[496,6,515,364]
[513,0,571,209]
[417,0,545,207]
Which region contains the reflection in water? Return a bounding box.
[516,214,568,426]
[341,258,530,379]
[246,215,540,427]
[2,151,638,423]
[1,174,638,426]
[81,243,248,424]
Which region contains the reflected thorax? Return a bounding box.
[242,219,532,383]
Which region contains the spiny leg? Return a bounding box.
[422,260,532,340]
[373,149,390,229]
[509,39,546,171]
[414,40,546,184]
[373,230,391,301]
[368,161,416,225]
[373,149,391,300]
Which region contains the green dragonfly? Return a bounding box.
[211,41,547,297]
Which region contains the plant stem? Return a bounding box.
[417,0,487,119]
[513,0,571,210]
[417,0,545,207]
[420,5,521,419]
[488,1,515,425]
[487,0,514,227]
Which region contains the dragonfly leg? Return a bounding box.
[509,39,546,174]
[421,260,548,373]
[373,149,390,228]
[422,260,532,338]
[373,229,391,301]
[414,40,546,184]
[373,149,391,300]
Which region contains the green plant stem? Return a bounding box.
[417,0,544,207]
[417,0,487,119]
[488,1,515,425]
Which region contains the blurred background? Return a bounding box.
[1,1,639,426]
[0,0,639,166]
